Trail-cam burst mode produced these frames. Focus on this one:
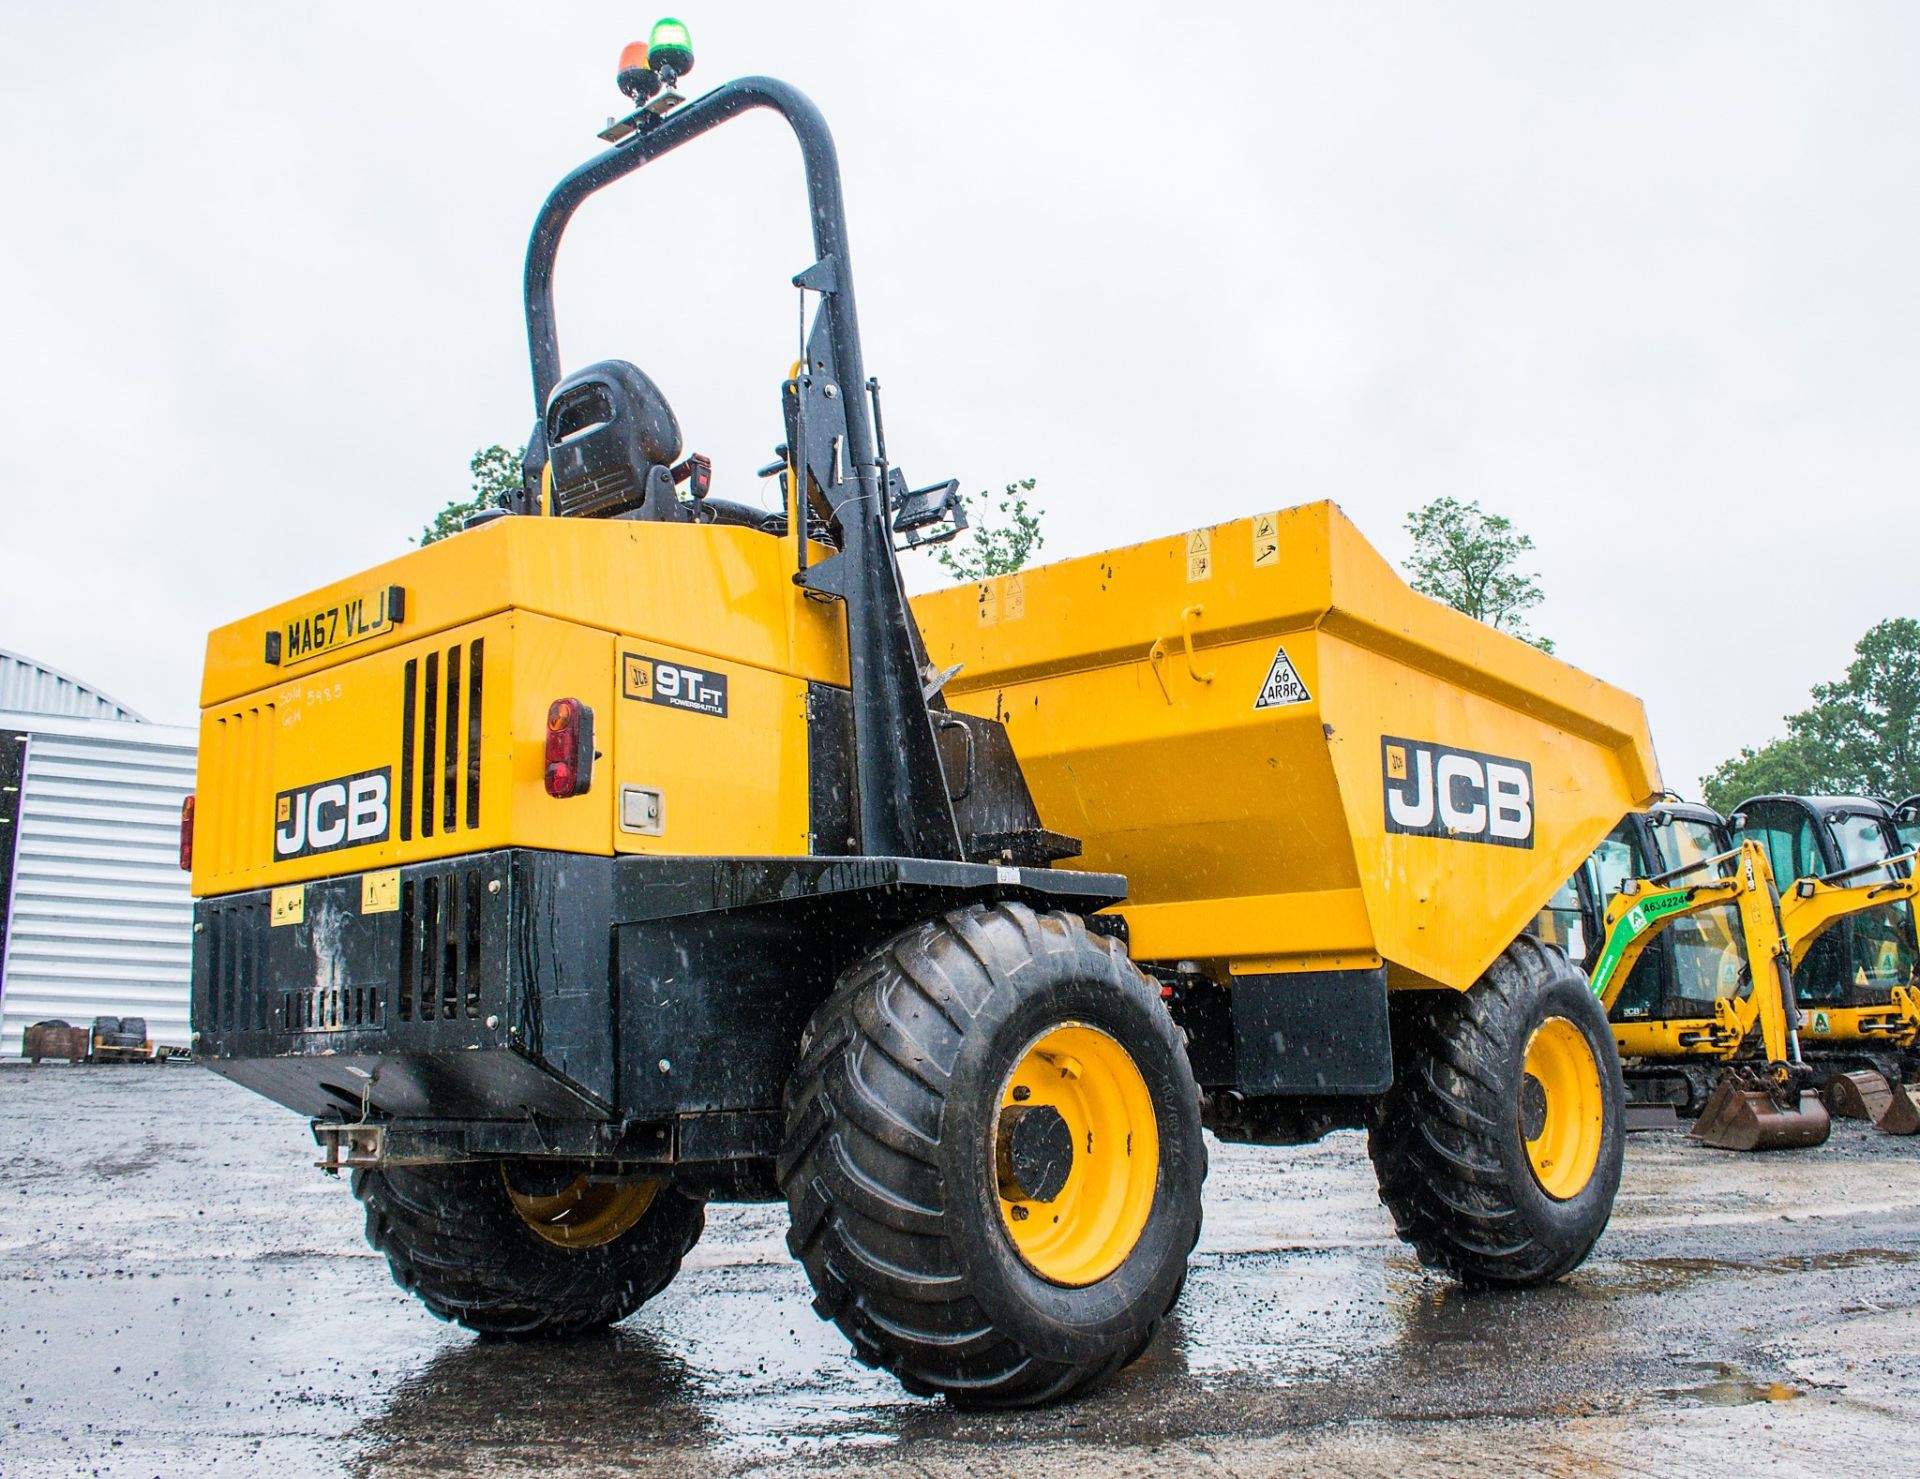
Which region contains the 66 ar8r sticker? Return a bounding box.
[623,652,729,717]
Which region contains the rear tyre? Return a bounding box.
[1369,936,1623,1287]
[352,1160,703,1336]
[778,902,1204,1407]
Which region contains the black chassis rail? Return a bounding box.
[193,848,1123,1184]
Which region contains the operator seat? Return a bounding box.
[541,358,784,533]
[545,359,684,521]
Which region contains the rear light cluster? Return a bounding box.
[179,794,195,872]
[544,699,596,798]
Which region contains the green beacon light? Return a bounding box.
[648,18,694,84]
[601,18,694,141]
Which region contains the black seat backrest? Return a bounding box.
[544,359,683,521]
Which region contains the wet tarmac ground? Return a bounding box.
[3,1066,1918,1478]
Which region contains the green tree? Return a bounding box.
[1403,496,1554,652]
[418,445,524,545]
[934,479,1044,583]
[1700,618,1920,812]
[1699,735,1839,814]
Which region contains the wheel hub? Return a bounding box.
[994,1023,1160,1286]
[996,1104,1074,1202]
[1519,1016,1605,1201]
[1520,1073,1549,1141]
[501,1166,660,1249]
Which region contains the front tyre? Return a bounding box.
[778,902,1204,1407]
[353,1160,704,1336]
[1368,936,1623,1286]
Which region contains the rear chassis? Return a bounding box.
[193,849,1122,1196]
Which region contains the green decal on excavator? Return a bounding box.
[1589,887,1694,998]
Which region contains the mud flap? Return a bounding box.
[1821,1070,1920,1136]
[1690,1069,1832,1152]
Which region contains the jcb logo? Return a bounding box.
[274,767,391,860]
[1382,736,1533,849]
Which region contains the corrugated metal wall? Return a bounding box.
[0,712,196,1054]
[0,649,143,722]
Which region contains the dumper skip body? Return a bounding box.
[914,500,1660,994]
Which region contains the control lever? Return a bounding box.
[671,454,713,499]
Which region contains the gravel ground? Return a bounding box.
[3,1063,1918,1477]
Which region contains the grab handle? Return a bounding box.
[1148,605,1214,701]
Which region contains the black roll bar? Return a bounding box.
[523,77,877,479]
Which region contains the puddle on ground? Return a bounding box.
[1772,1247,1920,1274]
[1591,1245,1920,1298]
[1666,1361,1801,1407]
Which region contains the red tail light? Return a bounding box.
[544,699,596,798]
[179,794,195,872]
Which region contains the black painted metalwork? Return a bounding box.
[192,848,1127,1146]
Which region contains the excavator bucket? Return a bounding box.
[1822,1070,1920,1135]
[1691,1073,1832,1152]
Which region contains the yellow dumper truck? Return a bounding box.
[186,28,1660,1408]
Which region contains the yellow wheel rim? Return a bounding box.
[501,1167,659,1249]
[994,1023,1159,1286]
[1520,1017,1604,1200]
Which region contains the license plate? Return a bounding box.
[269,585,405,667]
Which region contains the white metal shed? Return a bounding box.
[1,652,195,1056]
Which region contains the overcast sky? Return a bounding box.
[4,3,1917,794]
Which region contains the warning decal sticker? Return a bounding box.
[1252,513,1279,568]
[1254,647,1311,709]
[1187,528,1212,582]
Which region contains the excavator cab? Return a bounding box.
[1733,797,1918,1008]
[1649,807,1749,998]
[1548,805,1747,1027]
[1536,801,1829,1148]
[1733,795,1920,1133]
[1895,795,1920,857]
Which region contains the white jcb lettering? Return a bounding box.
[1436,755,1487,834]
[1386,749,1435,828]
[347,773,388,842]
[272,768,392,858]
[306,783,348,849]
[1384,738,1533,847]
[1486,762,1532,841]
